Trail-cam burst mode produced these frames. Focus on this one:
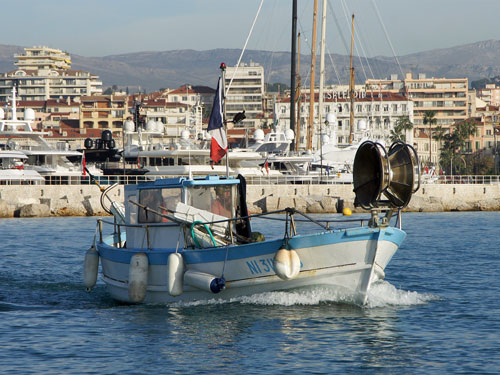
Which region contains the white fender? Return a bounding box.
[128,252,149,303]
[184,270,225,294]
[83,246,99,291]
[168,253,184,297]
[273,247,300,280]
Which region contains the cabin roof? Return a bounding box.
[125,175,240,191]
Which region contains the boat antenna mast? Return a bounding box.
[348,13,355,145]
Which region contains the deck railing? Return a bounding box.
[2,174,500,186]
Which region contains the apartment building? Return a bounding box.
[225,62,264,129]
[366,73,468,165]
[277,88,414,151]
[0,46,102,102]
[477,84,500,106]
[14,46,71,70]
[79,95,129,136]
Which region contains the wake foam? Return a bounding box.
[172,281,438,309]
[365,281,439,308]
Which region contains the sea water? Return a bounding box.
[0,212,499,374]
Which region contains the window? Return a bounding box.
[138,188,182,223]
[186,185,235,218]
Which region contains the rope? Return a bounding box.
[370,0,405,81]
[221,244,230,278]
[225,0,264,95]
[92,222,99,248]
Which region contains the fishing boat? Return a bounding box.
[83,138,421,305]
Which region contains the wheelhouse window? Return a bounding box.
[186,184,236,218]
[138,188,182,223]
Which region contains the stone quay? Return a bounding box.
[1,183,500,218]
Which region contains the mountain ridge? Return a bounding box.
[1,40,500,91]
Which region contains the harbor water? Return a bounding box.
[0,212,499,374]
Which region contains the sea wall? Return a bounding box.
[1,183,500,218]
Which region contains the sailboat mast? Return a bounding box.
[318,0,327,150]
[348,14,355,145]
[295,32,302,150]
[307,0,318,151]
[290,0,298,151]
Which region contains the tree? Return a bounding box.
[439,120,477,175]
[423,110,437,166]
[432,125,447,170]
[389,115,413,143]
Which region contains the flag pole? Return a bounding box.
[220,62,228,177]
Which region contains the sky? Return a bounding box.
[2,0,500,58]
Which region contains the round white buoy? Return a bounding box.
[128,253,149,303]
[83,246,99,291]
[184,270,225,294]
[168,253,184,297]
[273,247,300,280]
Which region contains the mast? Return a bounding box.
[295,32,302,150]
[290,0,298,151]
[318,0,327,150]
[307,0,318,151]
[11,85,17,121]
[348,14,355,145]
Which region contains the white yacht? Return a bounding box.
[0,87,97,180]
[122,121,281,178]
[0,147,44,184]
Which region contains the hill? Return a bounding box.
[1,40,500,91]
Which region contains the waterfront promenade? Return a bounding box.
[1,178,500,217]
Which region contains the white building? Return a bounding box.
[0,46,102,102]
[225,62,264,129]
[277,88,414,151]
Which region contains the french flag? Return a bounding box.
[207,78,227,163]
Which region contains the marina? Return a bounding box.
[1,0,500,373]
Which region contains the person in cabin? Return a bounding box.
[211,185,232,218]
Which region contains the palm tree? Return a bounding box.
[432,125,447,170]
[389,115,413,143]
[439,120,477,175]
[423,110,437,166]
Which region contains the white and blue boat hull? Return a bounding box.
[96,226,404,304]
